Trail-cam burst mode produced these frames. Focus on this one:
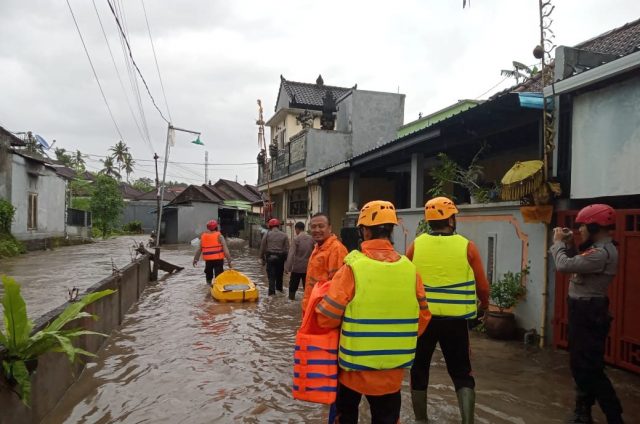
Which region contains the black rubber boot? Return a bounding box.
[456,388,475,424]
[288,292,296,300]
[411,389,428,423]
[206,278,212,286]
[567,396,593,424]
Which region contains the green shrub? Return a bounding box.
[71,197,91,211]
[0,234,25,258]
[122,221,143,234]
[0,199,16,234]
[0,276,115,405]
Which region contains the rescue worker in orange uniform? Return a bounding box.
[550,204,624,424]
[193,219,232,286]
[316,200,431,424]
[301,213,348,312]
[408,197,489,424]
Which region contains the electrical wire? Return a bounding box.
[140,0,172,122]
[106,0,170,123]
[82,152,255,166]
[113,0,154,149]
[91,0,153,155]
[66,0,125,141]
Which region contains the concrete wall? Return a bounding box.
[305,130,352,174]
[120,200,165,233]
[165,202,220,244]
[9,154,66,241]
[350,90,405,157]
[389,202,549,338]
[0,255,152,424]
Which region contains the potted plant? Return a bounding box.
[0,275,114,405]
[484,267,528,340]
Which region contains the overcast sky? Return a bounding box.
[1,1,639,186]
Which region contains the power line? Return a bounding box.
[106,0,170,123]
[66,0,124,141]
[91,0,153,155]
[141,0,172,122]
[82,152,255,166]
[113,0,155,148]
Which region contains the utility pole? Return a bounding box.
[205,150,209,185]
[154,152,160,237]
[155,123,201,247]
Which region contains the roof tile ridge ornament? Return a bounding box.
[316,74,324,86]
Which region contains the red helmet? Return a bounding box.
[268,218,280,228]
[575,204,615,227]
[206,220,218,231]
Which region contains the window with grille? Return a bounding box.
[487,234,497,283]
[288,188,308,217]
[27,192,37,230]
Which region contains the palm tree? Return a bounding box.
[54,147,73,167]
[123,154,135,183]
[100,156,121,179]
[72,150,86,172]
[110,140,129,174]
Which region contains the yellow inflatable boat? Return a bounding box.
[211,269,259,303]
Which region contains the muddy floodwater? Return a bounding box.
[2,239,640,423]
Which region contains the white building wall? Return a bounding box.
[10,154,66,240]
[388,202,549,338]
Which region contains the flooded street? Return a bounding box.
[0,236,148,318]
[2,240,639,423]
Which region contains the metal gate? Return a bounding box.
[553,209,640,374]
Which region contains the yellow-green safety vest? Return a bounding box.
[413,233,477,319]
[338,250,419,371]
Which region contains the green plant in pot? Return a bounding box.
[484,267,528,340]
[0,275,114,405]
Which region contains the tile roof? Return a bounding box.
[203,184,229,200]
[169,184,224,206]
[136,188,177,201]
[491,18,640,99]
[119,183,145,200]
[0,126,25,146]
[214,179,262,203]
[53,166,77,180]
[277,75,353,111]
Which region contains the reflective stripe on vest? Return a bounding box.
[201,232,224,261]
[293,280,339,405]
[413,233,477,319]
[338,250,419,371]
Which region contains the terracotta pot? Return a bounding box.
[484,311,516,340]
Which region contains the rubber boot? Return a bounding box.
[206,278,213,286]
[568,394,593,423]
[411,389,428,423]
[288,292,296,300]
[456,388,475,424]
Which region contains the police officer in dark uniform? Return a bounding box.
[550,204,624,424]
[259,218,289,295]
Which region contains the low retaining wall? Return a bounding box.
[0,255,152,424]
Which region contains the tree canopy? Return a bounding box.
[90,174,124,238]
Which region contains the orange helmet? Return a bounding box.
[425,197,459,221]
[357,200,398,227]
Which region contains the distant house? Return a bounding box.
[0,126,73,248]
[161,179,264,244]
[161,185,224,244]
[544,18,640,374]
[257,74,405,237]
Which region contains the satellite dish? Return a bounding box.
[34,134,51,150]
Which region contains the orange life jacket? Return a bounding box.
[201,232,224,261]
[293,280,339,405]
